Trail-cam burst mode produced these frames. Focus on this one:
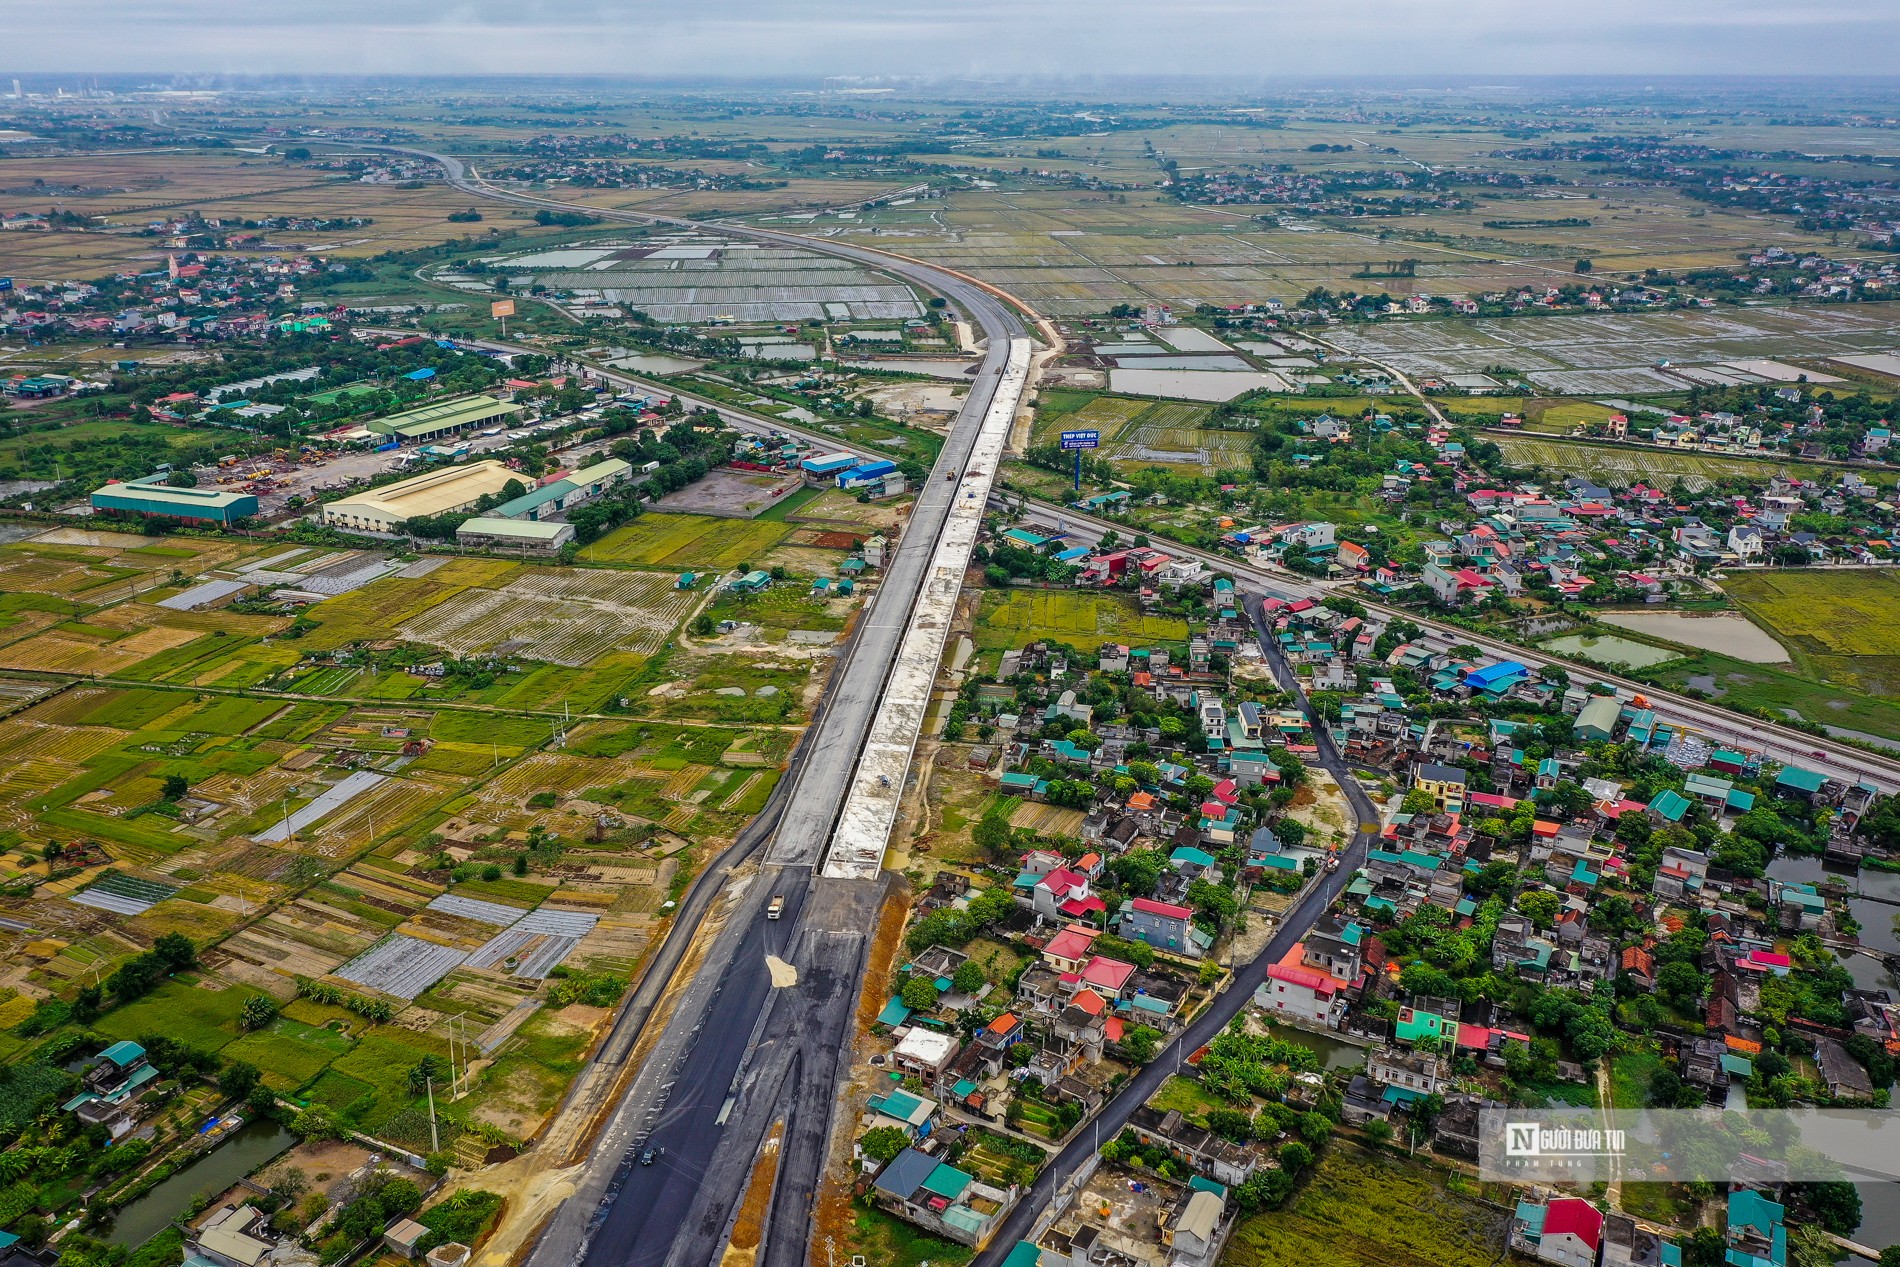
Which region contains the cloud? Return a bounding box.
[11,0,1900,77]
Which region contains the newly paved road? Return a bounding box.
[971,590,1381,1264]
[369,146,1040,1267]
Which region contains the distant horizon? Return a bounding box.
[10,1,1900,83]
[8,70,1900,107]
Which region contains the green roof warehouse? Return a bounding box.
[91,473,259,524]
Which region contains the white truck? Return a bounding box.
[766,894,785,920]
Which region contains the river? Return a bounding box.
[1761,855,1900,1255]
[105,1120,295,1248]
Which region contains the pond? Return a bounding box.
[105,1120,295,1248]
[608,353,705,375]
[1764,854,1900,955]
[1541,633,1683,669]
[1261,1021,1370,1071]
[1597,611,1790,664]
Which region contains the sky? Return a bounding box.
[12,0,1900,79]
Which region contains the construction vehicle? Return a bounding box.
[766,895,785,920]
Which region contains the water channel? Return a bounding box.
[105,1120,295,1248]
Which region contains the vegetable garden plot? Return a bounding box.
[426,892,535,926]
[254,770,389,843]
[463,907,602,979]
[70,871,178,916]
[334,933,469,1000]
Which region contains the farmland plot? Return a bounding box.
[579,513,791,569]
[1493,435,1855,491]
[976,590,1190,650]
[397,568,694,666]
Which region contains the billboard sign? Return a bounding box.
[1059,429,1100,450]
[490,299,516,318]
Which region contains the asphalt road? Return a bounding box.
[1008,498,1900,793]
[970,589,1380,1264]
[370,147,1040,1267]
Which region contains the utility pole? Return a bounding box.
[426,1076,439,1153]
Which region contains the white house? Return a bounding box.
[1727,524,1764,562]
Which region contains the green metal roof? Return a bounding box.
[921,1163,973,1200]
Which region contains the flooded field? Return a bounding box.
[1106,367,1284,400]
[608,353,706,375]
[1598,611,1790,663]
[1543,632,1683,668]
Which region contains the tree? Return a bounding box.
[859,1126,910,1166]
[1186,879,1239,930]
[1575,258,1594,274]
[1278,1141,1313,1172]
[219,1060,260,1099]
[1789,1224,1841,1267]
[240,995,278,1031]
[1658,961,1706,1010]
[1517,890,1561,930]
[951,960,988,995]
[1400,788,1437,816]
[1120,1025,1162,1064]
[407,1053,450,1094]
[971,815,1013,860]
[1714,836,1767,879]
[1109,848,1166,897]
[290,1105,344,1141]
[1364,1119,1395,1148]
[1684,1228,1727,1267]
[513,852,529,876]
[162,774,189,801]
[900,976,940,1011]
[153,932,197,972]
[1233,1169,1294,1214]
[1797,1182,1863,1237]
[1205,1109,1255,1143]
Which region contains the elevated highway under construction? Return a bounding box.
[360,142,1048,1267]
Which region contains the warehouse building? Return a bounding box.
[367,395,522,444]
[91,473,258,525]
[838,458,897,489]
[321,460,518,533]
[491,457,633,521]
[455,517,574,552]
[800,451,859,485]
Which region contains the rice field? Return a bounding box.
[580,513,792,569]
[975,590,1190,651]
[1723,571,1900,659]
[1493,434,1859,491]
[397,567,695,665]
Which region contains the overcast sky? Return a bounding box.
[13,0,1900,79]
